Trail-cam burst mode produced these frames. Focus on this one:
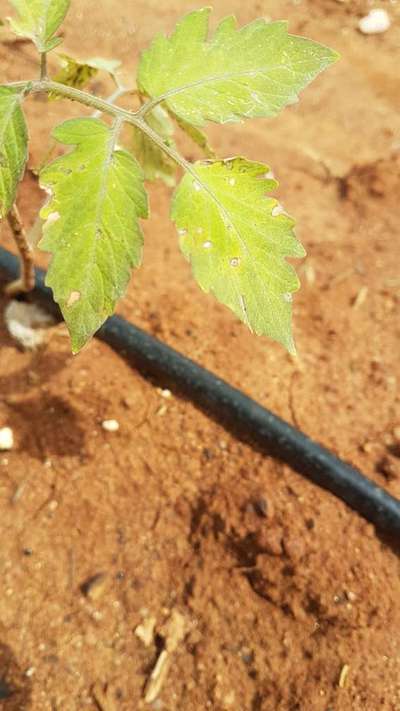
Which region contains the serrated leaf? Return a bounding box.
[132,104,176,186]
[39,118,148,352]
[171,158,305,352]
[173,113,215,158]
[138,8,339,126]
[52,53,121,92]
[0,87,28,218]
[9,0,70,52]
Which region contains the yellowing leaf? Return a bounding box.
[52,53,121,92]
[173,113,215,158]
[138,9,338,126]
[131,104,176,186]
[0,87,28,218]
[9,0,70,52]
[171,158,305,352]
[39,118,148,352]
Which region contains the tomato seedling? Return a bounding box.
[0,1,338,353]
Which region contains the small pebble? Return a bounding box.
[0,427,14,451]
[80,573,107,601]
[346,590,357,602]
[5,300,54,350]
[358,9,390,34]
[252,497,269,518]
[102,419,120,432]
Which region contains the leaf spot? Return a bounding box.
[203,240,213,249]
[283,292,292,303]
[272,204,285,217]
[230,257,241,267]
[45,211,60,226]
[193,180,202,191]
[228,178,236,186]
[67,291,81,307]
[178,228,187,236]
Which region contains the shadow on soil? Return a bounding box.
[0,324,86,459]
[0,642,32,709]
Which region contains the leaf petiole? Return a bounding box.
[40,53,48,80]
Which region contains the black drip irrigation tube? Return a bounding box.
[1,245,400,538]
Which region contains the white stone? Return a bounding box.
[358,9,391,34]
[0,427,14,451]
[102,419,120,432]
[5,301,54,350]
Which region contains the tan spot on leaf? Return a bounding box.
[67,291,81,307]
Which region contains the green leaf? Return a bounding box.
[9,0,70,52]
[52,53,121,92]
[171,158,305,352]
[0,87,28,218]
[39,118,148,352]
[131,104,176,186]
[138,8,339,126]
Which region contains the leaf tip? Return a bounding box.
[330,49,341,64]
[69,328,89,355]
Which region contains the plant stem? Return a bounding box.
[5,204,35,296]
[91,86,132,119]
[40,53,48,80]
[5,78,232,231]
[5,79,190,172]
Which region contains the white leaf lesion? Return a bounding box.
[66,290,81,307]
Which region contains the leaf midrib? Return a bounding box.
[80,120,122,300]
[147,60,317,108]
[40,0,53,44]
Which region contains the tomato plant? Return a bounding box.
[0,1,338,353]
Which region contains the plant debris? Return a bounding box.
[143,610,187,703]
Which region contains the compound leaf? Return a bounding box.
[131,104,177,186]
[138,8,338,126]
[171,158,305,352]
[0,87,28,218]
[9,0,70,52]
[39,118,148,352]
